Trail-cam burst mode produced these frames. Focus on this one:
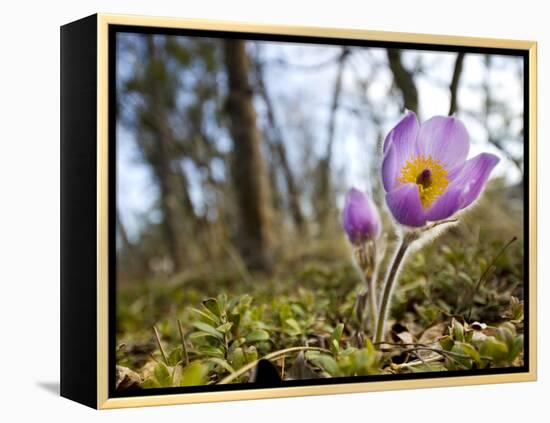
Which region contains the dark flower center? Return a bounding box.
[416,168,432,188]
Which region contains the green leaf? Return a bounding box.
[310,354,340,376]
[409,363,447,373]
[364,337,376,355]
[246,329,270,343]
[351,349,377,375]
[217,322,233,334]
[193,321,224,340]
[454,341,481,365]
[509,334,524,361]
[203,298,221,317]
[304,350,321,361]
[181,361,208,386]
[198,345,226,358]
[457,271,474,286]
[450,344,473,369]
[439,335,454,351]
[230,294,252,312]
[330,323,344,354]
[331,323,344,340]
[141,378,160,389]
[506,297,524,321]
[244,346,258,362]
[209,357,235,374]
[291,303,306,317]
[284,318,302,336]
[464,329,474,343]
[228,313,241,334]
[480,337,509,363]
[189,331,217,340]
[153,362,172,387]
[230,347,245,370]
[190,307,220,325]
[496,323,516,347]
[227,296,241,311]
[217,293,228,313]
[452,319,465,342]
[167,347,183,366]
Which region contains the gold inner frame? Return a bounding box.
[96,13,537,409]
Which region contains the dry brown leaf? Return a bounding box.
[116,365,142,390]
[418,323,447,345]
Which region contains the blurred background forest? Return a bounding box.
[115,32,525,388]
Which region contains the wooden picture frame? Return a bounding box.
[61,13,537,409]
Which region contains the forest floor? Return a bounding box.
[115,187,526,390]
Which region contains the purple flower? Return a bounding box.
[382,111,500,227]
[342,188,381,244]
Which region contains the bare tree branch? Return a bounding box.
[252,51,305,231]
[480,55,523,174]
[317,47,350,221]
[144,36,185,271]
[386,49,418,114]
[448,52,465,115]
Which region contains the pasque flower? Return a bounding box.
[342,188,381,245]
[374,112,500,343]
[382,111,500,227]
[342,188,381,332]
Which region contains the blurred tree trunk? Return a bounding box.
[387,49,418,114]
[116,209,147,275]
[224,39,274,272]
[449,52,465,115]
[253,54,305,232]
[145,36,185,272]
[317,47,350,223]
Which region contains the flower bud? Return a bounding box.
[342,188,381,245]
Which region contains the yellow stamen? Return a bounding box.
[398,155,449,208]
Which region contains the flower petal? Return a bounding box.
[383,110,420,159]
[385,183,426,227]
[417,116,469,171]
[342,188,381,243]
[425,152,499,221]
[455,153,500,209]
[381,143,399,192]
[425,187,463,221]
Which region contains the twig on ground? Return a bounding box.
[177,319,190,366]
[153,325,169,365]
[218,346,330,384]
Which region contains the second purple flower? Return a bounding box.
[342,188,381,245]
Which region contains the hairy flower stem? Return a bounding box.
[366,271,378,330]
[375,232,418,344]
[354,242,378,332]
